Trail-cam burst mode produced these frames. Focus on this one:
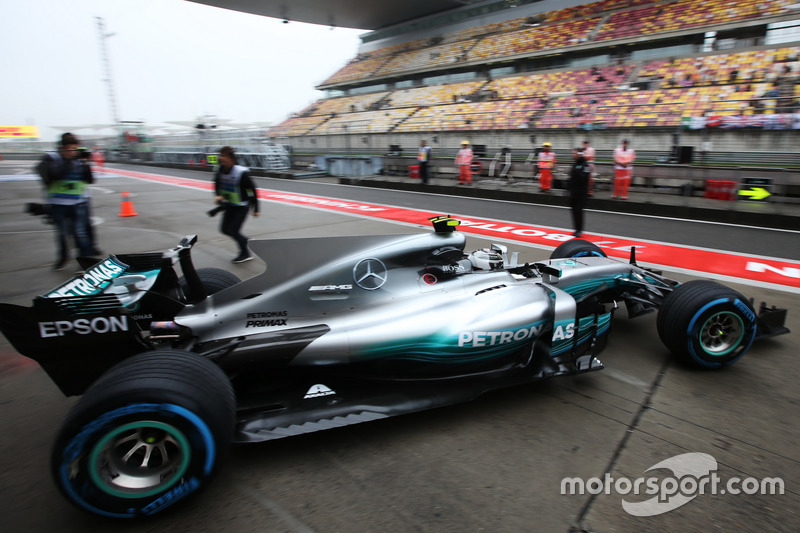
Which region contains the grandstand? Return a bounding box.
[268,0,800,162]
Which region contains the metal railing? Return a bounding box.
[151,144,291,171]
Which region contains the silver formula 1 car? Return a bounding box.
[0,216,789,518]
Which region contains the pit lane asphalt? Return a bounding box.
[0,161,797,532]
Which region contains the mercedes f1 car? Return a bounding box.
[0,216,789,518]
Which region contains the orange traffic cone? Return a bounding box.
[119,192,138,217]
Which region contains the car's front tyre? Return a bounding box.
[657,280,757,368]
[51,350,235,518]
[550,239,607,259]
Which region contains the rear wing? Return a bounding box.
[0,298,145,396]
[0,235,204,396]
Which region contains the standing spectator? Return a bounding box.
[417,140,432,184]
[775,65,797,112]
[763,82,781,98]
[455,140,473,185]
[569,148,591,237]
[36,133,95,270]
[612,138,636,200]
[213,146,260,263]
[750,96,765,114]
[582,140,596,196]
[537,142,556,192]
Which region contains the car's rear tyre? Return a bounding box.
[51,350,236,518]
[180,267,241,296]
[550,239,607,259]
[656,280,757,368]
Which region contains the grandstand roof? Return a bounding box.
[189,0,490,30]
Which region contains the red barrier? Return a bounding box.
[705,180,737,200]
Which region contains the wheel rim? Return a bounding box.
[699,311,744,356]
[89,420,191,498]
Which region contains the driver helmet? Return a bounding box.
[467,248,504,271]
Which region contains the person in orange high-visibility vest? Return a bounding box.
[455,140,473,185]
[612,138,636,199]
[537,142,556,192]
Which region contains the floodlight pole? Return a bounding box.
[96,17,120,133]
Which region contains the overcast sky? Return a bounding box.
[1,0,366,140]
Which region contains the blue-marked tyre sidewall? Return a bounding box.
[54,403,216,518]
[684,298,756,368]
[657,280,757,369]
[50,350,235,518]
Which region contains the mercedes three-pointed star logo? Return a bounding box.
[353,258,388,290]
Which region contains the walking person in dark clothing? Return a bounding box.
[568,148,591,237]
[213,146,260,263]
